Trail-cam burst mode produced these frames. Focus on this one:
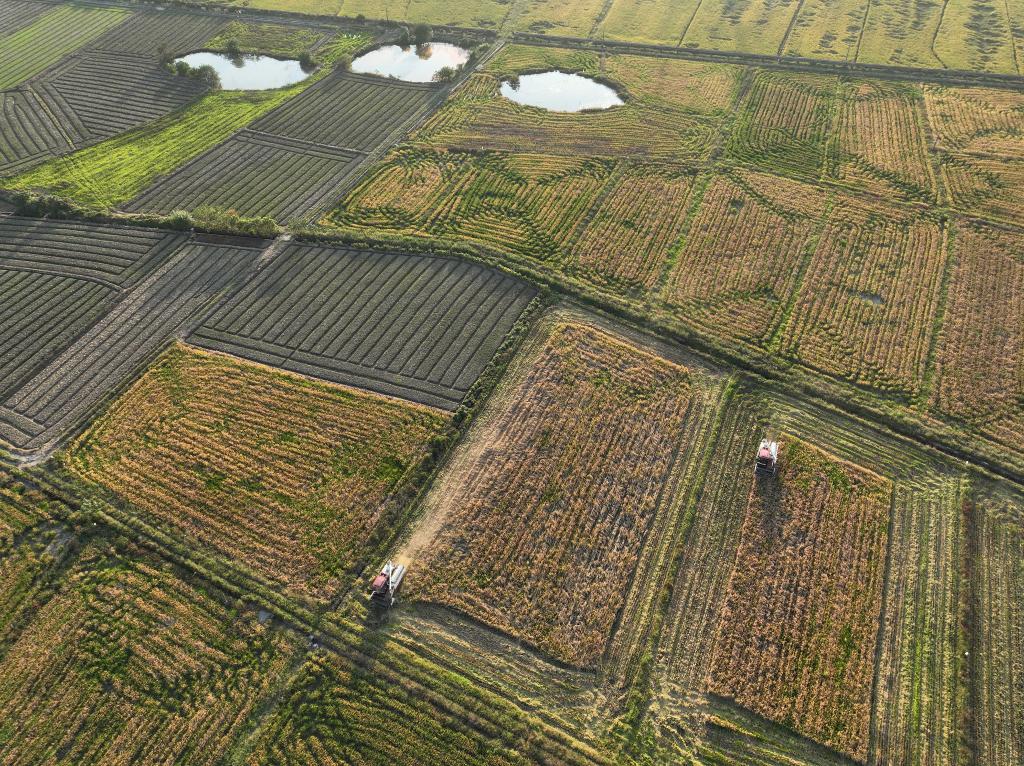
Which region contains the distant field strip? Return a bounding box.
[32,51,210,145]
[0,5,129,90]
[0,90,70,175]
[87,11,227,56]
[191,243,536,409]
[0,236,260,452]
[128,131,363,222]
[251,72,440,151]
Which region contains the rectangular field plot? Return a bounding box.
[599,0,699,45]
[0,89,70,175]
[0,217,186,403]
[778,200,947,396]
[0,540,301,766]
[128,131,362,221]
[407,319,706,667]
[32,51,211,146]
[932,222,1024,449]
[831,80,935,200]
[0,234,260,453]
[86,11,227,57]
[726,71,838,179]
[708,438,891,762]
[190,242,536,410]
[968,484,1024,766]
[664,169,824,345]
[68,345,447,599]
[0,4,129,90]
[251,72,440,152]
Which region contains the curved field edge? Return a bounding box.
[3,34,372,210]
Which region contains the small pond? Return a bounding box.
[500,71,624,112]
[351,43,469,82]
[174,51,310,91]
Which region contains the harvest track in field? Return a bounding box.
[128,72,445,221]
[246,607,614,766]
[69,345,447,599]
[0,222,261,454]
[0,538,301,765]
[190,242,536,410]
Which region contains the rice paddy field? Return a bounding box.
[1,0,1024,763]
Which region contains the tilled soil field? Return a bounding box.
[190,242,537,410]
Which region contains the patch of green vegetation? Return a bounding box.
[4,34,369,210]
[206,21,324,58]
[0,5,129,89]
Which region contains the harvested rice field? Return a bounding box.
[0,1,1023,762]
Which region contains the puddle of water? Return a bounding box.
[174,51,310,91]
[351,43,469,82]
[500,71,624,113]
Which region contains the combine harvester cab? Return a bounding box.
[754,438,780,477]
[368,560,406,608]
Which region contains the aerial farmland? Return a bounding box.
[0,0,1023,763]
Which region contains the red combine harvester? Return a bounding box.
[368,560,406,608]
[755,438,780,477]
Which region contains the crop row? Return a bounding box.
[0,239,259,452]
[128,130,363,222]
[192,241,536,410]
[0,1,47,39]
[86,10,227,57]
[0,4,129,90]
[33,51,211,146]
[0,90,69,176]
[68,344,447,600]
[410,320,695,667]
[252,71,440,153]
[0,216,187,287]
[0,539,300,766]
